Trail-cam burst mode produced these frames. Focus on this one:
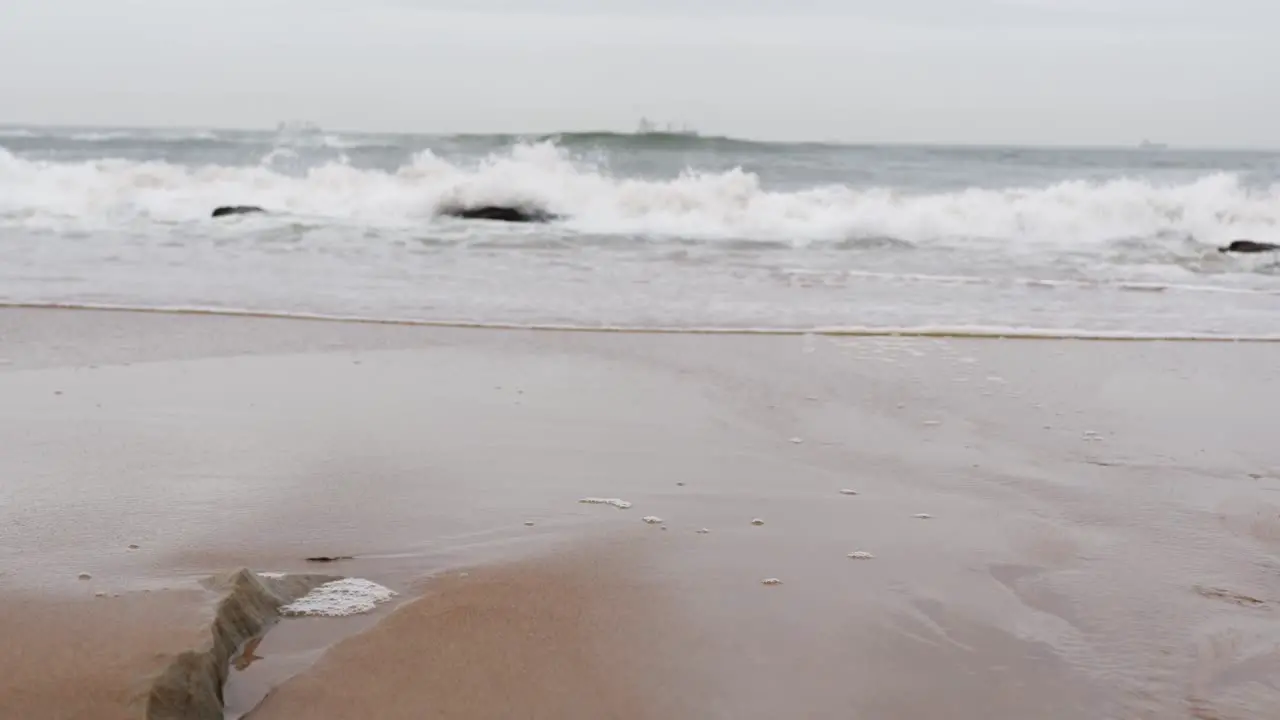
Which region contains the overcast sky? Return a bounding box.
[1,0,1275,146]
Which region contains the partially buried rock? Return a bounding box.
[140,568,344,720]
[78,572,92,580]
[211,205,267,218]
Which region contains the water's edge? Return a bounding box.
[6,301,1279,342]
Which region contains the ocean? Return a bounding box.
[2,123,1278,338]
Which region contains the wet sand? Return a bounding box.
[0,589,210,720]
[248,541,711,720]
[2,307,1280,718]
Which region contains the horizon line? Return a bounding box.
[0,119,1275,153]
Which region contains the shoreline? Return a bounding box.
[3,307,1279,718]
[3,300,1279,342]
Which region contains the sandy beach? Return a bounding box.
[3,307,1280,719]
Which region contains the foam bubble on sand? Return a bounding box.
[913,513,934,520]
[642,516,664,524]
[761,578,783,585]
[279,578,397,617]
[579,497,633,509]
[847,551,875,560]
[751,518,765,526]
[257,572,286,579]
[839,489,859,496]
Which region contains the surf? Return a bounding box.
[1,141,1277,253]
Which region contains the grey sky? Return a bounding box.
[1,0,1275,146]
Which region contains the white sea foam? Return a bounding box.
[2,139,1278,338]
[279,578,397,617]
[69,131,134,142]
[0,142,1277,249]
[64,129,223,142]
[579,497,633,509]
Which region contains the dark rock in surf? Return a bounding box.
[1218,240,1280,254]
[438,204,559,223]
[211,205,267,218]
[210,202,559,223]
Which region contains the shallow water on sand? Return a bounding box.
[3,309,1278,718]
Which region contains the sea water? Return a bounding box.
[2,124,1278,337]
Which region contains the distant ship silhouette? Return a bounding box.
[1138,139,1169,150]
[635,117,699,137]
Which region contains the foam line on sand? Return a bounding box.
[3,301,1278,342]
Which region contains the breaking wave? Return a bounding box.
[0,141,1277,252]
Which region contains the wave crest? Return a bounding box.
[0,141,1277,249]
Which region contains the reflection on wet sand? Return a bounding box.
[0,308,1278,718]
